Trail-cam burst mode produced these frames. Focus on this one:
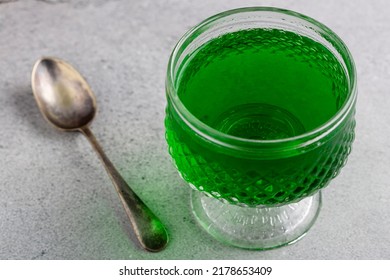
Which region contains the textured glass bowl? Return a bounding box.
[165,7,356,249]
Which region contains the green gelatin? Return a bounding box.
[165,28,355,206]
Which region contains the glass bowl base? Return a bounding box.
[191,190,322,250]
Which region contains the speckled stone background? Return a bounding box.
[0,0,389,259]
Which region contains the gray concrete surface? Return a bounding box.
[0,0,389,259]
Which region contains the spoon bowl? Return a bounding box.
[32,58,96,130]
[31,57,168,252]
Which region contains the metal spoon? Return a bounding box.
[31,57,168,252]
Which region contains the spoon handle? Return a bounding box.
[80,126,168,252]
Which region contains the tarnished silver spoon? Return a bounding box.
[31,57,168,252]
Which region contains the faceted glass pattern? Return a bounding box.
[165,108,355,207]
